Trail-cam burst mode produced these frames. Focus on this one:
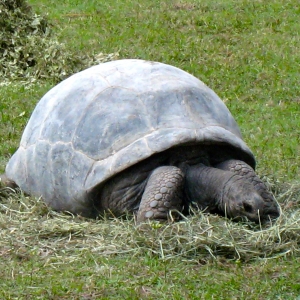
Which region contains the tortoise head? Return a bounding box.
[220,178,280,223]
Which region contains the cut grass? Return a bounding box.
[1,184,299,263]
[0,0,300,298]
[0,184,300,299]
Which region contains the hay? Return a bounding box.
[0,182,299,263]
[0,0,118,85]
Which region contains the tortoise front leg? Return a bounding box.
[215,159,280,218]
[136,166,184,224]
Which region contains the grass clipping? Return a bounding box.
[0,0,118,85]
[0,183,299,263]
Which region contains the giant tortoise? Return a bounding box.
[1,59,280,223]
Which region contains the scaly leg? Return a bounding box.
[0,174,18,189]
[136,166,184,224]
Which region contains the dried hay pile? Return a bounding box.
[0,181,299,263]
[0,0,118,85]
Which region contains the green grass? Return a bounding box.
[0,0,300,298]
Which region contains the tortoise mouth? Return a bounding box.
[219,199,281,224]
[228,207,280,224]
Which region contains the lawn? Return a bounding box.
[0,0,299,299]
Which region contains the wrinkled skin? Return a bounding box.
[184,163,279,223]
[94,148,280,224]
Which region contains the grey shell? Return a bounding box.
[6,59,255,216]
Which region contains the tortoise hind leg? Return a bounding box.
[136,166,184,224]
[215,159,280,219]
[0,173,18,189]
